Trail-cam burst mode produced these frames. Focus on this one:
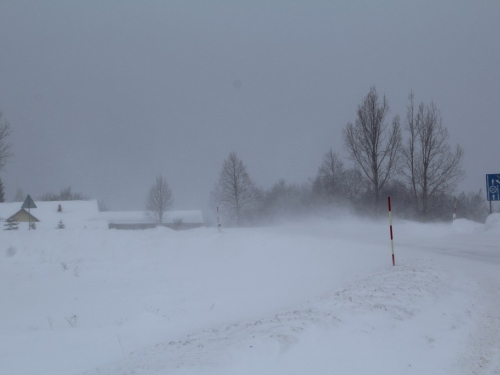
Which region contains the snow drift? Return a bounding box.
[1,217,499,374]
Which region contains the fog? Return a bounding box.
[0,1,499,211]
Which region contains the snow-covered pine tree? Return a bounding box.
[4,216,19,230]
[56,220,65,229]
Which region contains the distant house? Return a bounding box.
[100,210,204,230]
[0,200,101,229]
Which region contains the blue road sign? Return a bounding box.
[486,174,500,201]
[21,194,37,209]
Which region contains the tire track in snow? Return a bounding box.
[80,259,459,375]
[453,280,500,375]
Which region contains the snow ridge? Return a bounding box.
[81,259,457,374]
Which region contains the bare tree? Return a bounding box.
[41,186,88,201]
[0,112,13,171]
[343,87,401,209]
[342,168,366,204]
[401,91,419,211]
[261,179,311,221]
[457,190,488,223]
[13,187,25,202]
[98,200,109,212]
[402,98,465,219]
[211,152,255,226]
[146,176,173,224]
[314,148,344,201]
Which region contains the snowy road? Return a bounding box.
[1,216,500,374]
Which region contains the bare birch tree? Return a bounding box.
[211,152,254,226]
[0,112,13,171]
[146,176,173,224]
[401,96,465,219]
[343,87,401,209]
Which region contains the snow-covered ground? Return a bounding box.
[1,214,500,375]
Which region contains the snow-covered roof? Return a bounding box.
[0,200,100,229]
[0,202,26,221]
[99,210,204,224]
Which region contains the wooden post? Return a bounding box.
[388,197,395,267]
[217,206,221,232]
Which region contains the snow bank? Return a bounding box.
[80,259,480,375]
[485,213,500,232]
[449,213,500,235]
[451,213,500,235]
[451,218,484,234]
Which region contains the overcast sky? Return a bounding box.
[0,1,499,211]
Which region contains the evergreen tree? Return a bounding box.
[0,176,5,202]
[4,216,19,230]
[56,220,65,229]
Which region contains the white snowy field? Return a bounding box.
[1,215,500,375]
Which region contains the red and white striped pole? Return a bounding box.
[388,197,395,266]
[217,206,221,232]
[453,197,457,220]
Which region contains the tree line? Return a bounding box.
[208,87,486,226]
[0,111,12,203]
[0,88,492,224]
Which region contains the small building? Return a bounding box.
[100,210,204,230]
[0,200,101,230]
[8,208,40,223]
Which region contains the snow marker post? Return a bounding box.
[217,206,221,232]
[388,197,395,266]
[453,197,457,220]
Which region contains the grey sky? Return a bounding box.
[0,1,499,211]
